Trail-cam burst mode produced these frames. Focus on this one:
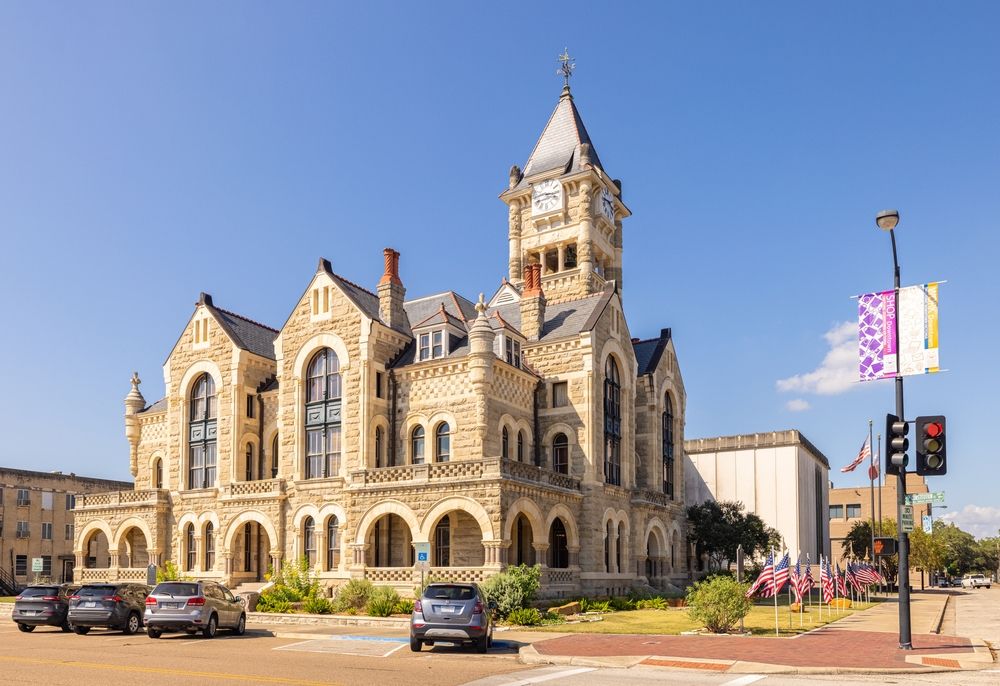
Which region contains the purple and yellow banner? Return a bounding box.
[858,283,940,381]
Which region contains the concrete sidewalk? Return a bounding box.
[520,591,994,674]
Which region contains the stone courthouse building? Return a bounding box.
[75,81,689,597]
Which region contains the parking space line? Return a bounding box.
[514,668,597,684]
[721,676,766,686]
[383,643,407,657]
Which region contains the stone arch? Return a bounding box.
[544,504,580,548]
[542,422,578,447]
[113,517,155,553]
[292,332,351,380]
[502,497,546,544]
[420,496,494,542]
[644,517,668,552]
[598,339,633,388]
[76,520,113,556]
[368,415,391,468]
[178,359,224,402]
[403,414,429,464]
[291,503,322,531]
[223,510,280,550]
[354,500,421,545]
[237,431,260,481]
[148,451,166,489]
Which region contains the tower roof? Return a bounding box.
[517,86,605,185]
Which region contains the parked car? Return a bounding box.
[68,583,150,634]
[410,582,496,653]
[11,584,78,632]
[143,581,246,639]
[961,574,992,589]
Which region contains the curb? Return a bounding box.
[931,594,950,634]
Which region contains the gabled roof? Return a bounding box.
[411,304,468,331]
[633,329,673,375]
[210,303,280,360]
[404,291,476,326]
[140,397,168,414]
[517,87,605,185]
[328,270,381,322]
[487,285,613,343]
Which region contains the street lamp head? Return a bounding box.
[876,209,900,231]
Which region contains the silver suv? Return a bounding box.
[410,582,496,653]
[144,581,246,639]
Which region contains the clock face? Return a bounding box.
[601,187,615,222]
[532,179,563,216]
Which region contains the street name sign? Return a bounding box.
[905,491,945,505]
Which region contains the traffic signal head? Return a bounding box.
[915,415,947,476]
[885,413,909,476]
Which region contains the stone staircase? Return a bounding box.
[232,581,270,595]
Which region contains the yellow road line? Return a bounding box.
[0,655,339,685]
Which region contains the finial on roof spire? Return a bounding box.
[475,293,487,316]
[557,48,575,90]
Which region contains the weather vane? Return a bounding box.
[557,48,575,86]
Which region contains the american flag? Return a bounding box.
[841,435,871,473]
[868,445,880,481]
[746,550,775,598]
[790,557,803,603]
[821,557,834,603]
[835,562,848,596]
[802,554,815,595]
[854,562,882,586]
[770,553,791,596]
[846,563,865,593]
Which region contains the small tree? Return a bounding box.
[687,500,771,571]
[686,576,752,633]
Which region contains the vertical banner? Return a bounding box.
[858,283,940,381]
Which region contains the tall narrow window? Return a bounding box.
[375,426,384,468]
[662,393,675,498]
[204,522,215,571]
[303,517,316,567]
[305,348,342,479]
[552,433,569,474]
[432,330,444,358]
[501,426,509,460]
[435,423,450,462]
[411,426,425,464]
[434,517,451,567]
[185,524,197,572]
[189,373,217,489]
[245,444,254,481]
[419,333,430,361]
[549,519,569,569]
[616,522,623,572]
[271,435,279,478]
[605,521,613,573]
[326,517,339,570]
[153,458,163,489]
[517,431,524,462]
[603,357,622,486]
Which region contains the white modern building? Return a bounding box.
[684,430,830,564]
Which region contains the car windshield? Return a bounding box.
[424,585,475,601]
[154,583,200,597]
[19,587,59,598]
[77,585,117,597]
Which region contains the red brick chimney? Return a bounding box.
[520,263,545,340]
[378,248,407,331]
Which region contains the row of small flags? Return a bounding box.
[746,551,885,601]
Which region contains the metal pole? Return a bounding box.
[890,228,913,650]
[868,418,876,592]
[877,433,883,532]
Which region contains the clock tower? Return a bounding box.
[500,79,629,305]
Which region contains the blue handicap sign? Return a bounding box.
[417,552,429,562]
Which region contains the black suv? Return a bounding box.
[12,584,79,632]
[68,583,151,635]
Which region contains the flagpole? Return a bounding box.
[772,548,779,637]
[877,433,883,535]
[868,420,877,592]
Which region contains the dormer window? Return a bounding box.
[505,337,522,368]
[418,330,447,361]
[495,332,525,369]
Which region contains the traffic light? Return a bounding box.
[915,415,947,476]
[885,412,909,476]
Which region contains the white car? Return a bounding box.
[961,574,991,589]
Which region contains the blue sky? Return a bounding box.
[1,2,997,535]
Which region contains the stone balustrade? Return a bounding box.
[76,489,168,511]
[500,458,581,492]
[222,479,285,500]
[365,567,415,583]
[350,457,580,493]
[631,489,671,508]
[78,567,149,583]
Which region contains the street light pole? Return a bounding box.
[877,208,912,650]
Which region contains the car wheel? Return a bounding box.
[123,612,140,635]
[61,623,72,633]
[147,628,162,639]
[73,626,90,635]
[233,614,246,636]
[202,615,218,639]
[409,636,421,652]
[475,634,488,654]
[17,623,34,633]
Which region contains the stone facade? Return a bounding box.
[76,84,690,597]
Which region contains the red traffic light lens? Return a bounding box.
[925,422,943,438]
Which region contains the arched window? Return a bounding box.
[374,426,384,468]
[189,373,217,489]
[605,521,613,573]
[271,434,279,478]
[303,517,316,567]
[435,423,450,463]
[501,426,509,460]
[326,516,339,570]
[185,524,197,572]
[305,348,342,479]
[662,393,675,498]
[549,519,569,569]
[552,433,569,474]
[434,517,451,567]
[204,522,215,571]
[153,458,163,489]
[616,522,623,573]
[603,357,621,485]
[245,443,254,481]
[517,431,524,462]
[411,426,425,465]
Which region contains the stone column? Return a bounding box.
[577,182,595,291]
[269,550,283,579]
[532,543,550,569]
[483,541,504,569]
[567,546,580,569]
[223,552,233,575]
[557,244,565,272]
[508,204,522,282]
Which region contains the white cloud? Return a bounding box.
[785,398,811,412]
[776,321,857,396]
[940,505,1000,539]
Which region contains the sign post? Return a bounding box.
[413,542,431,592]
[900,505,915,533]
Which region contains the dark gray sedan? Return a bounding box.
[410,582,496,653]
[11,584,78,632]
[68,583,150,634]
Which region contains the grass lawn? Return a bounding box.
[0,597,16,603]
[535,597,877,637]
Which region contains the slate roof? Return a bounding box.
[329,272,381,322]
[516,87,605,186]
[404,291,476,326]
[388,336,470,368]
[140,397,168,414]
[211,306,279,360]
[633,329,672,375]
[412,305,468,331]
[487,286,613,342]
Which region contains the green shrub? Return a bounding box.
[276,557,322,600]
[155,560,185,582]
[393,598,415,615]
[539,611,565,625]
[333,579,374,613]
[505,564,541,604]
[303,595,333,614]
[609,596,636,611]
[482,574,524,619]
[636,596,668,610]
[506,607,543,626]
[256,592,294,614]
[583,599,611,613]
[686,576,752,633]
[366,587,400,618]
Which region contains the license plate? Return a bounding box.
[441,605,459,614]
[23,610,37,616]
[162,602,180,609]
[84,601,96,608]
